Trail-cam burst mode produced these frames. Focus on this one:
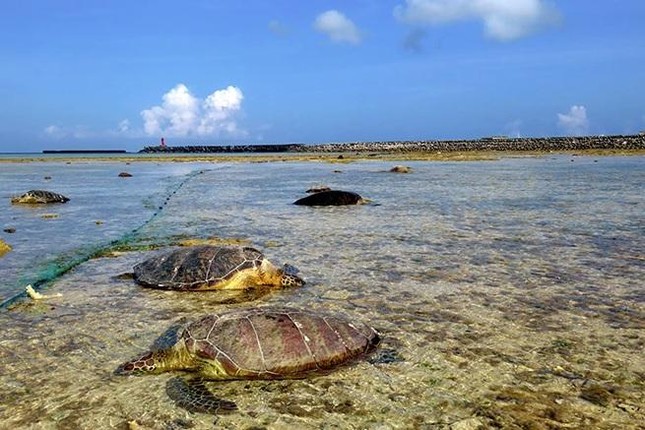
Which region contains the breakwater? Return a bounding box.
[43,149,127,154]
[139,134,645,154]
[139,143,304,153]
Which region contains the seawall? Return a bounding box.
[139,134,645,154]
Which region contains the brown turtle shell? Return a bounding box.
[182,307,380,378]
[11,189,70,204]
[133,246,264,290]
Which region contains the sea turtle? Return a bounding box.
[389,165,411,173]
[133,245,304,291]
[116,306,381,414]
[0,239,11,257]
[11,190,70,204]
[293,190,368,206]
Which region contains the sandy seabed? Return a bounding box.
[0,152,643,429]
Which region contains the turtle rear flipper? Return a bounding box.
[166,377,237,415]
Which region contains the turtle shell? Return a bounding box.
[133,246,264,290]
[293,190,363,206]
[181,307,380,378]
[11,190,70,204]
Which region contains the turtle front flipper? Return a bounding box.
[166,377,237,415]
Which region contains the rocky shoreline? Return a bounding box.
[139,134,645,154]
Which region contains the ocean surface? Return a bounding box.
[0,154,643,429]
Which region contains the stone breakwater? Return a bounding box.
[140,144,305,153]
[139,135,645,154]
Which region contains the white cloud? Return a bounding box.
[44,120,136,139]
[557,105,589,136]
[44,125,63,138]
[314,10,362,45]
[141,84,246,137]
[198,86,244,135]
[394,0,560,41]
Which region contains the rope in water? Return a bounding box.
[0,168,209,309]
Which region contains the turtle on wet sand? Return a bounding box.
[11,190,70,204]
[293,190,368,206]
[133,245,304,291]
[116,306,381,414]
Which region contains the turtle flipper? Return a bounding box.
[166,377,237,415]
[282,263,299,276]
[150,319,187,351]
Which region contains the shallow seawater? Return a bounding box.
[0,155,643,429]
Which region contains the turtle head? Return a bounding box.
[115,344,192,376]
[115,351,162,375]
[280,264,305,288]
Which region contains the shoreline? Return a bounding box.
[1,147,644,163]
[2,134,644,163]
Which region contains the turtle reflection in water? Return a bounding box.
[116,307,381,414]
[133,246,304,291]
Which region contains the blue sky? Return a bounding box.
[1,1,644,152]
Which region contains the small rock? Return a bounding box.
[450,417,484,430]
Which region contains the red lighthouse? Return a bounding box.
[160,137,166,147]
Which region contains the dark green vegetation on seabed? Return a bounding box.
[0,155,643,429]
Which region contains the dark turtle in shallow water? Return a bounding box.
[116,306,380,414]
[133,245,304,291]
[11,190,70,204]
[293,190,367,206]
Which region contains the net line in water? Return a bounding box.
[0,168,211,309]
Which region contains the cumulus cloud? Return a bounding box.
[140,84,245,137]
[314,10,362,45]
[557,105,589,136]
[394,0,560,41]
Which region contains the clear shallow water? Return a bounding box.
[0,161,219,303]
[0,155,643,429]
